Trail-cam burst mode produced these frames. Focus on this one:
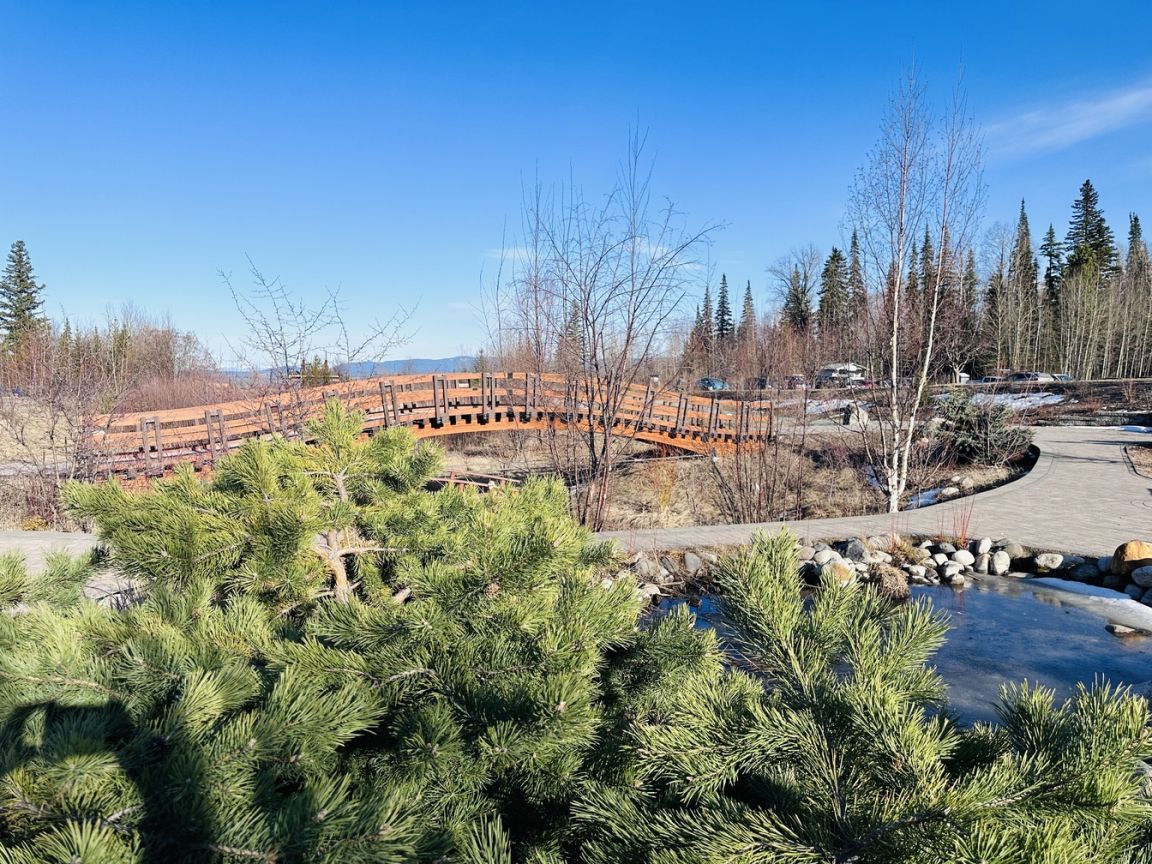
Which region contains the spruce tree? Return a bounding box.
[1065,179,1117,274]
[1040,222,1063,308]
[781,266,811,333]
[1128,213,1149,288]
[817,247,850,335]
[736,280,756,344]
[0,240,46,347]
[700,284,715,348]
[847,229,867,313]
[714,274,734,343]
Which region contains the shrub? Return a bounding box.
[936,387,1034,466]
[0,404,1147,862]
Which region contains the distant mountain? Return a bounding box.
[336,356,477,377]
[220,356,478,381]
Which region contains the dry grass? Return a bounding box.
[1127,444,1152,479]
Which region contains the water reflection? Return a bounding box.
[658,580,1152,725]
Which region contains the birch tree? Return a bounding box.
[850,72,984,512]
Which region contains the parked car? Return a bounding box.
[815,362,868,389]
[1053,373,1074,382]
[1008,371,1055,383]
[784,375,808,390]
[695,377,729,392]
[980,375,1004,384]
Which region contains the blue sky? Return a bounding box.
[3,1,1150,360]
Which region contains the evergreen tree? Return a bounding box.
[714,274,734,342]
[816,247,850,335]
[556,300,587,372]
[1128,213,1149,287]
[919,226,937,293]
[781,266,811,333]
[1065,179,1117,274]
[1040,222,1063,304]
[0,240,46,347]
[700,284,715,348]
[736,280,756,344]
[847,228,867,313]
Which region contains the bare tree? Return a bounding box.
[849,71,984,512]
[487,131,716,529]
[223,258,415,406]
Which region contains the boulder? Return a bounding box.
[660,555,678,575]
[1066,562,1099,581]
[633,555,662,581]
[909,547,933,564]
[974,537,993,556]
[796,546,816,563]
[700,551,719,565]
[940,486,960,498]
[974,553,990,574]
[1131,565,1152,588]
[1059,555,1086,569]
[683,551,704,575]
[932,553,949,566]
[1110,541,1152,576]
[906,564,929,583]
[936,542,957,555]
[949,574,967,587]
[820,561,856,587]
[990,550,1011,576]
[813,548,838,566]
[1000,541,1030,560]
[951,549,976,567]
[638,583,662,600]
[1096,555,1113,574]
[959,476,974,491]
[1033,552,1064,572]
[1124,584,1146,601]
[869,563,910,601]
[1100,571,1128,591]
[842,538,869,562]
[940,561,963,579]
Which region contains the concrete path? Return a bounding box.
[0,529,98,572]
[600,426,1152,558]
[2,427,1150,568]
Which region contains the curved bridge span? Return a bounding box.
[92,372,774,481]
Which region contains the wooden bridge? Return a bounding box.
[90,372,774,481]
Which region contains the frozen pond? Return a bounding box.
[660,577,1152,725]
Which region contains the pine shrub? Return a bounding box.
[0,402,1147,862]
[937,388,1034,467]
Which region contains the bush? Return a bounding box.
[937,387,1034,466]
[0,403,1148,862]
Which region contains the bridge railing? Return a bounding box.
[90,372,773,478]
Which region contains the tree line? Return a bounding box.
[682,178,1150,386]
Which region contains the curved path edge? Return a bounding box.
[599,427,1152,558]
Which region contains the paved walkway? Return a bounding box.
[600,426,1152,558]
[3,427,1150,568]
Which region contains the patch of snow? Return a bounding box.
[971,392,1065,410]
[1026,577,1152,631]
[904,488,941,509]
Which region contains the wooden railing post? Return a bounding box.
[139,417,162,475]
[705,396,719,443]
[674,388,689,436]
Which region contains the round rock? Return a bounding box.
[1131,565,1152,588]
[951,549,976,567]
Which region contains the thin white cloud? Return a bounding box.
[988,79,1152,156]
